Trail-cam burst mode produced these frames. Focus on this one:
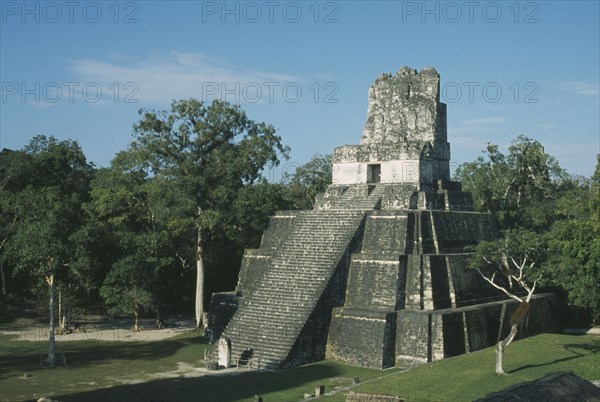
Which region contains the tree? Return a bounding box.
[468,229,545,375]
[456,135,566,231]
[283,153,332,209]
[544,220,600,324]
[229,180,286,248]
[126,99,289,329]
[89,156,194,330]
[3,136,93,364]
[100,256,155,332]
[541,156,600,324]
[0,149,36,297]
[457,136,569,374]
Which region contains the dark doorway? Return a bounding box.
[367,164,381,183]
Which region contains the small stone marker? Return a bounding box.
[254,396,263,402]
[315,385,325,396]
[217,336,231,368]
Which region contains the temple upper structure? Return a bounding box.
[333,67,450,185]
[205,67,557,371]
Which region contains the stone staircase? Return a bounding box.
[316,184,386,210]
[222,210,365,369]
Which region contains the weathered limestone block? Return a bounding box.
[429,211,498,252]
[332,67,450,185]
[218,337,231,368]
[332,142,450,163]
[395,310,431,366]
[326,308,397,369]
[361,211,411,254]
[344,255,404,311]
[315,385,325,396]
[361,67,445,145]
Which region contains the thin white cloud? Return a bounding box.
[450,135,489,150]
[450,117,509,134]
[534,122,556,131]
[67,51,300,104]
[559,81,600,96]
[460,117,509,126]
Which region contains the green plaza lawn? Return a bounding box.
[0,331,597,402]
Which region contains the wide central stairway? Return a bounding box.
[221,209,366,369]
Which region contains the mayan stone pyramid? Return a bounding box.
[207,67,556,370]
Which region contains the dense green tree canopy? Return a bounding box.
[1,136,94,363]
[117,98,290,328]
[456,135,566,231]
[458,138,599,325]
[283,153,332,209]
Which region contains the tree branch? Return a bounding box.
[477,269,522,302]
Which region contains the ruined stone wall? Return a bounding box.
[430,211,498,252]
[332,67,450,185]
[343,254,405,311]
[347,393,404,402]
[396,294,558,366]
[361,211,411,255]
[361,67,446,145]
[326,308,397,369]
[333,142,450,164]
[317,182,476,212]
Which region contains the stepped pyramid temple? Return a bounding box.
[207,67,556,370]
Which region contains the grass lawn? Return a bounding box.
[0,331,598,402]
[0,331,208,402]
[321,332,600,402]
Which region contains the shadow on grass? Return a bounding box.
[507,340,597,374]
[52,363,344,402]
[0,336,208,379]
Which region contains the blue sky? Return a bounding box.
[1,1,599,179]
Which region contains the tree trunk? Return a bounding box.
[133,305,141,332]
[0,261,6,296]
[63,296,70,334]
[62,312,68,334]
[496,324,518,375]
[154,268,165,328]
[58,289,64,335]
[47,274,56,365]
[156,303,165,329]
[195,224,204,330]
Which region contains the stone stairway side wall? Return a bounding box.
[283,216,366,367]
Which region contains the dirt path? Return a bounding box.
[0,317,198,342]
